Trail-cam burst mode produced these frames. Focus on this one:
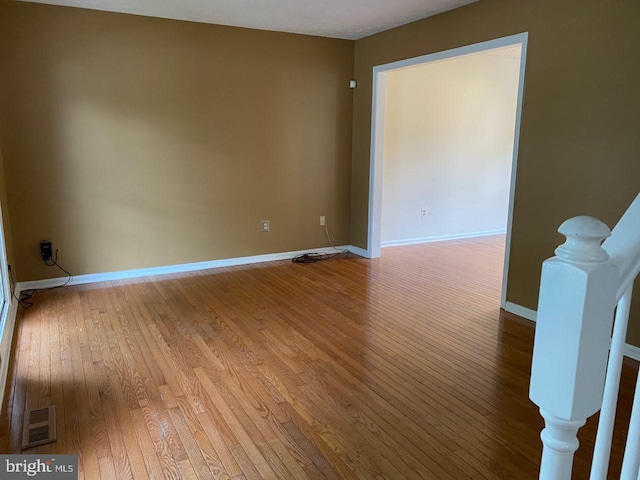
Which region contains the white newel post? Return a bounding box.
[530,216,619,480]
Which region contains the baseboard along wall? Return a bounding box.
[17,245,358,291]
[503,302,640,362]
[381,229,507,248]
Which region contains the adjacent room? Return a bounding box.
[374,42,523,317]
[0,0,639,479]
[380,44,521,248]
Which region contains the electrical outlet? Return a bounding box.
[261,220,270,232]
[40,241,52,261]
[420,208,428,218]
[320,216,326,226]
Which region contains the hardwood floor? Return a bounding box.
[0,235,637,479]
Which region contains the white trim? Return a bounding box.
[381,229,506,248]
[501,34,529,310]
[623,344,640,362]
[0,197,14,413]
[504,301,537,322]
[0,217,10,315]
[347,245,370,258]
[504,301,640,361]
[0,296,19,412]
[17,245,351,290]
[367,32,529,311]
[366,68,387,260]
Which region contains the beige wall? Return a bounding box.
[0,1,354,281]
[351,0,640,344]
[381,47,520,244]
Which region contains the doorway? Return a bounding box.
[367,33,528,308]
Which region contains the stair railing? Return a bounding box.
[529,193,640,480]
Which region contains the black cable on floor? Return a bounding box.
[292,223,350,264]
[10,249,73,309]
[292,251,349,264]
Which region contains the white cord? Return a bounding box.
[325,224,349,254]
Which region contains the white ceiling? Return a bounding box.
[16,0,479,40]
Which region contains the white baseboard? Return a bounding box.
[504,301,640,362]
[381,229,507,248]
[17,245,353,291]
[347,245,370,258]
[0,295,19,411]
[504,301,537,322]
[623,344,640,362]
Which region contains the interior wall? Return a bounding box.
[351,0,640,345]
[0,1,354,281]
[381,48,520,245]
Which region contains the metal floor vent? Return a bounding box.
[22,405,56,449]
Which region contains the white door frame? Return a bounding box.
[0,198,15,412]
[365,32,529,309]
